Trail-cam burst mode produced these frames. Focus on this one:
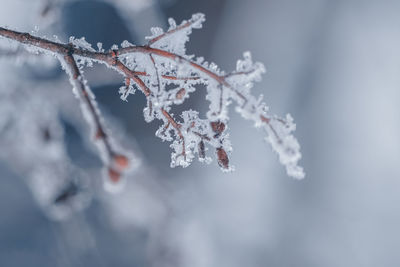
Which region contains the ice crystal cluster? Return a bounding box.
[114,13,304,178]
[0,12,304,195]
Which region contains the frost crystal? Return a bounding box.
[69,36,95,52]
[146,13,206,56]
[116,13,304,178]
[0,13,304,179]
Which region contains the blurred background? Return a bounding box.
[1,0,400,266]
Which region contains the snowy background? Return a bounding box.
[1,0,400,266]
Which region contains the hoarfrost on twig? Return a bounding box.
[0,12,304,180]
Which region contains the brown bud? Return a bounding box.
[210,121,225,138]
[216,147,229,169]
[113,154,129,170]
[175,88,186,100]
[111,49,119,58]
[108,168,121,183]
[125,77,131,87]
[95,128,106,139]
[198,140,205,159]
[260,115,270,123]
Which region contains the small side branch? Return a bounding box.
[0,14,304,179]
[147,14,204,46]
[63,53,129,182]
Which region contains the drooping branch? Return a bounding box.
[62,52,129,182]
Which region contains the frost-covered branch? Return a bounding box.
[62,53,130,183]
[0,13,304,179]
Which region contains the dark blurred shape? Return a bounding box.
[62,0,134,48]
[162,0,226,58]
[53,181,78,204]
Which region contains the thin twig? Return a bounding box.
[147,19,194,46]
[0,26,277,174]
[63,53,113,156]
[63,52,129,180]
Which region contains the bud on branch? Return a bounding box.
[0,13,304,182]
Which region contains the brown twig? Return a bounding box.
[63,52,129,181]
[0,27,249,107]
[0,26,275,172]
[63,53,112,155]
[149,53,161,93]
[147,19,193,46]
[160,108,186,160]
[161,75,200,81]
